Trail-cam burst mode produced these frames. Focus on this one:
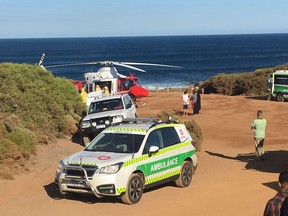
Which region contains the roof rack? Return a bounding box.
[121,118,157,124]
[149,118,179,129]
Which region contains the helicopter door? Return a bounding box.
[93,81,112,94]
[117,79,124,92]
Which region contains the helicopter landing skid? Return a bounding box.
[137,103,146,108]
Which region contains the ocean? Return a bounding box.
[1,34,288,89]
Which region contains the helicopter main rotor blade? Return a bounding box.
[45,62,100,68]
[113,62,146,72]
[119,62,183,69]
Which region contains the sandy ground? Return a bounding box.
[0,92,288,216]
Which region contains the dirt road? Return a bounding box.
[1,92,287,216]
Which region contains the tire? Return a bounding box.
[276,93,284,102]
[121,174,144,205]
[175,161,193,188]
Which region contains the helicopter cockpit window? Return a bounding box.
[125,80,135,89]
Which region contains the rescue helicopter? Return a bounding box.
[38,53,182,104]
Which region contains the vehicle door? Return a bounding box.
[139,129,165,185]
[142,126,183,184]
[123,95,136,117]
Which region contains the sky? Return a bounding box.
[1,0,288,38]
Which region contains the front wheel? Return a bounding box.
[276,93,284,102]
[121,174,144,205]
[175,161,193,187]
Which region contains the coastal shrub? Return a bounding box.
[184,121,203,152]
[0,138,23,161]
[0,63,85,136]
[5,128,36,158]
[202,64,288,96]
[156,109,179,122]
[0,114,36,160]
[0,63,86,178]
[155,110,203,152]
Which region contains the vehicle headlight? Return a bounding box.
[91,122,97,127]
[81,120,91,128]
[105,120,110,125]
[112,115,123,124]
[57,160,65,172]
[99,162,123,174]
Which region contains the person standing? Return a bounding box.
[251,110,267,160]
[181,90,189,116]
[264,171,288,216]
[190,91,195,115]
[192,89,200,115]
[196,89,201,114]
[80,87,87,104]
[104,86,110,95]
[281,197,288,216]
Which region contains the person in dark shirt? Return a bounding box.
[264,171,288,216]
[281,197,288,216]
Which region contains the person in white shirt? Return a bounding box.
[181,90,189,116]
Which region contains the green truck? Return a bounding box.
[268,70,288,102]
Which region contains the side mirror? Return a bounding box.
[82,110,87,116]
[126,103,132,109]
[149,146,159,155]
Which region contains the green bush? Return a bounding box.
[0,63,86,173]
[156,109,180,122]
[0,138,17,160]
[202,64,288,96]
[0,63,85,135]
[5,128,36,158]
[184,121,203,152]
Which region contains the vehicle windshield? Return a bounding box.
[88,99,124,114]
[85,133,145,153]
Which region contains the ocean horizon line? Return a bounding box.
[1,32,288,40]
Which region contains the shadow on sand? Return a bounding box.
[206,150,288,192]
[205,150,288,174]
[70,128,83,146]
[244,95,268,101]
[44,181,175,205]
[43,182,119,204]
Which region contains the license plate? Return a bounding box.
[70,181,86,188]
[96,124,106,129]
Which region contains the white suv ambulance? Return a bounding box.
[55,118,198,204]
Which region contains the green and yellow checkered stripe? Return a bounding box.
[123,154,149,167]
[153,124,181,130]
[116,187,126,194]
[145,169,180,185]
[122,141,191,168]
[68,161,98,166]
[105,127,147,133]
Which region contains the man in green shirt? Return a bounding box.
[251,110,267,160]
